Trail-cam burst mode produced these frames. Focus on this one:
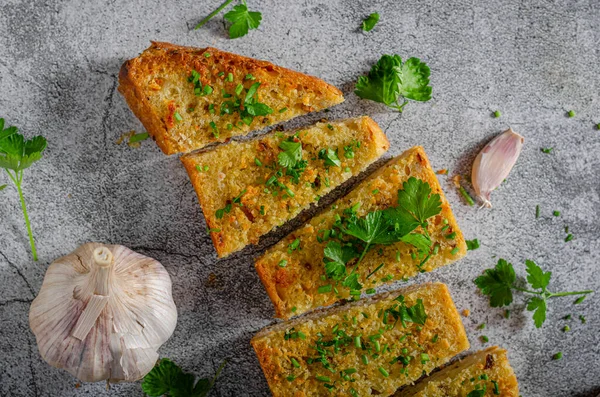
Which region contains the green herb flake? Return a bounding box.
[362,13,380,32]
[541,148,553,154]
[378,367,389,377]
[278,259,288,268]
[318,284,332,294]
[129,132,149,144]
[553,210,561,217]
[174,112,183,122]
[553,352,563,360]
[223,3,262,39]
[254,158,263,167]
[565,234,573,242]
[480,335,489,343]
[459,186,475,206]
[315,375,331,382]
[245,73,256,80]
[563,325,570,332]
[568,110,575,118]
[209,121,220,138]
[574,296,586,304]
[493,110,501,118]
[466,239,480,251]
[279,107,288,113]
[535,205,540,218]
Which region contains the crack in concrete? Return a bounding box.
[99,75,119,241]
[384,113,403,135]
[0,297,33,306]
[27,327,40,397]
[0,250,35,297]
[130,245,205,263]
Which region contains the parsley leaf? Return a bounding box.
[474,258,515,307]
[355,54,432,112]
[324,241,357,280]
[466,239,480,250]
[0,118,47,261]
[525,259,551,290]
[355,55,402,109]
[467,390,485,397]
[400,233,431,254]
[224,3,262,39]
[142,358,225,397]
[527,297,547,328]
[385,296,428,328]
[0,184,6,191]
[196,0,262,40]
[343,210,395,246]
[278,140,302,168]
[398,57,432,102]
[342,273,363,291]
[318,148,341,168]
[362,13,379,32]
[396,177,442,225]
[475,258,593,328]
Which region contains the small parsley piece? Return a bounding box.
[493,110,501,118]
[466,239,480,251]
[288,238,300,253]
[568,110,575,118]
[0,184,6,191]
[541,148,553,153]
[378,367,389,377]
[278,259,288,268]
[279,107,287,113]
[224,2,262,39]
[477,323,486,330]
[0,119,47,261]
[563,325,570,332]
[254,158,262,166]
[474,258,594,328]
[141,358,226,397]
[129,132,149,144]
[278,140,303,168]
[579,315,586,324]
[174,112,183,122]
[362,13,380,32]
[480,335,489,343]
[467,391,485,397]
[565,234,573,242]
[535,205,540,218]
[209,121,219,138]
[459,186,475,206]
[573,296,586,304]
[318,148,341,167]
[355,54,432,112]
[553,210,560,217]
[553,352,562,360]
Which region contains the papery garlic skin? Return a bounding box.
[472,128,524,208]
[29,243,177,383]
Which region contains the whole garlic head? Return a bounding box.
[29,243,177,383]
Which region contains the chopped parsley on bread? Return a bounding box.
[251,282,469,397]
[395,346,519,396]
[255,146,467,319]
[180,116,389,257]
[119,42,345,154]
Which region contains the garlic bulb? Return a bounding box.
[29,243,177,383]
[472,128,524,208]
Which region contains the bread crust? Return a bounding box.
[180,116,389,257]
[118,42,345,154]
[255,146,467,319]
[394,346,519,396]
[251,282,470,397]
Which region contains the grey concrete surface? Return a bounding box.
[0,0,599,396]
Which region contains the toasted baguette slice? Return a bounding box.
[181,116,389,257]
[251,282,469,397]
[394,346,519,396]
[255,146,467,319]
[119,42,345,154]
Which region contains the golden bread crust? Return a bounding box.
[118,42,345,154]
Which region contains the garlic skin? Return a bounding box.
[471,128,524,208]
[29,243,177,383]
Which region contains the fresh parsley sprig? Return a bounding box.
[322,177,442,292]
[474,258,593,328]
[195,0,262,39]
[142,358,226,397]
[362,13,380,32]
[355,54,432,112]
[0,118,47,261]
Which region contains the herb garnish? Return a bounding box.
[141,358,226,397]
[362,13,380,32]
[195,0,262,39]
[355,54,432,112]
[321,177,442,293]
[0,118,47,261]
[221,81,273,125]
[474,258,594,328]
[318,148,341,168]
[466,239,480,250]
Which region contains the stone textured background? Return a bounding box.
[1,0,599,396]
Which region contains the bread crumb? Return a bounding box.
[452,175,462,188]
[75,383,81,389]
[462,309,470,317]
[436,169,448,175]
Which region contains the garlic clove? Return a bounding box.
[471,128,524,208]
[29,243,177,383]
